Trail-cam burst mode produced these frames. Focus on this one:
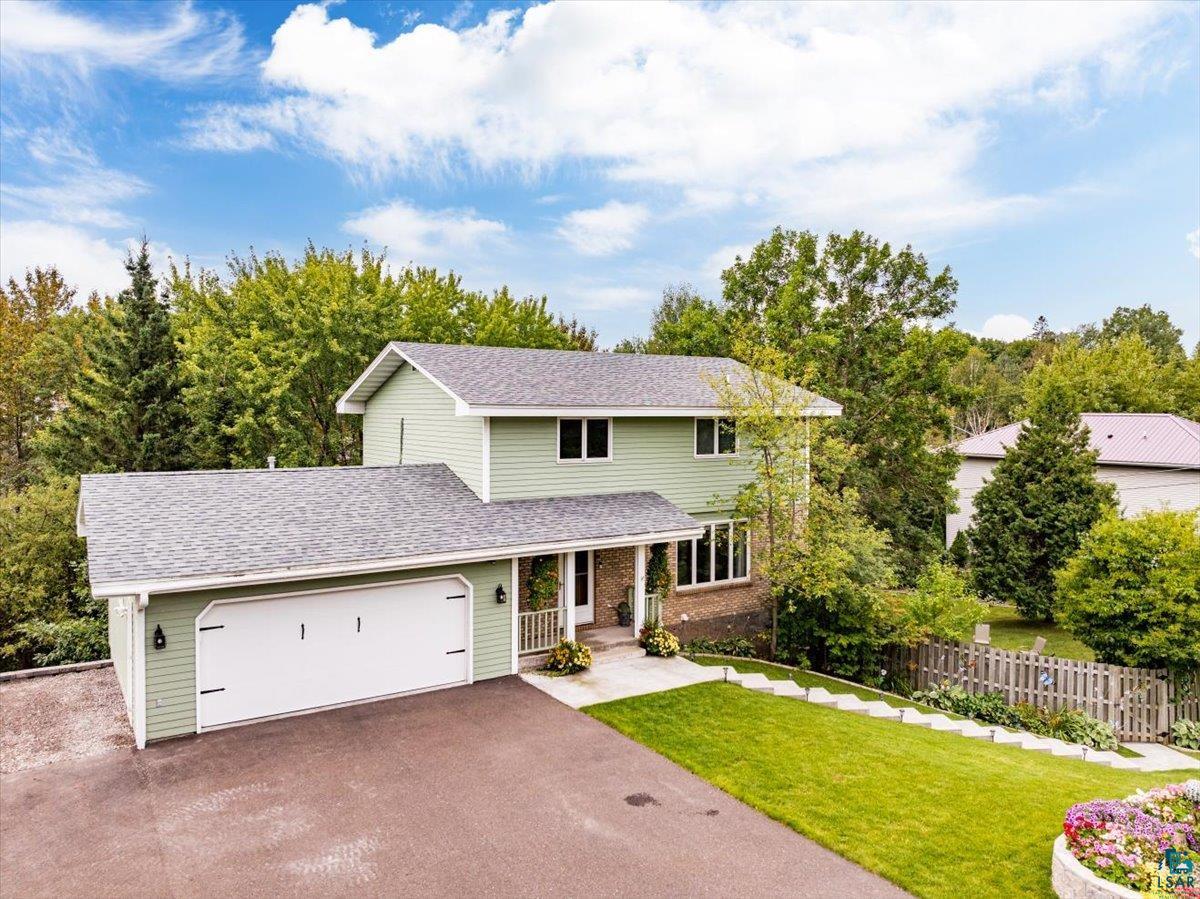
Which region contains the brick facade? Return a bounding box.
[516,527,769,639]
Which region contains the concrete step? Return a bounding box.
[730,672,773,691]
[1016,736,1056,753]
[589,647,645,666]
[768,680,807,698]
[831,695,869,713]
[804,688,840,707]
[1043,739,1087,759]
[898,707,931,725]
[860,701,903,720]
[1082,750,1124,767]
[956,722,994,740]
[989,729,1027,746]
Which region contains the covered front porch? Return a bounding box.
[515,543,666,657]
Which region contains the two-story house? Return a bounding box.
[78,342,840,747]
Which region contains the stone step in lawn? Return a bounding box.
[860,701,903,720]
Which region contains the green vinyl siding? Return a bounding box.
[362,363,484,497]
[489,417,752,514]
[143,560,512,742]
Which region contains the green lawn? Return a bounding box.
[585,682,1187,898]
[980,604,1095,661]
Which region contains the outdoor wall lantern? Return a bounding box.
[153,624,166,650]
[495,584,507,604]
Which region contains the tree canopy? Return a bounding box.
[968,386,1117,619]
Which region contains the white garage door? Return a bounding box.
[197,578,469,729]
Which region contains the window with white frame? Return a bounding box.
[695,417,737,456]
[677,520,749,587]
[558,418,611,462]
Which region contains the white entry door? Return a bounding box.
[197,578,469,729]
[572,550,594,625]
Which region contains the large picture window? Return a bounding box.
[677,520,749,587]
[695,417,737,456]
[558,418,611,462]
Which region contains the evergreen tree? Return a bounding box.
[967,385,1116,619]
[38,241,189,474]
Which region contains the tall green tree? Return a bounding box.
[0,268,98,487]
[968,386,1117,619]
[1022,334,1179,415]
[715,339,895,671]
[721,228,968,580]
[1096,304,1184,363]
[173,247,590,469]
[37,241,189,474]
[1055,510,1199,672]
[634,283,731,357]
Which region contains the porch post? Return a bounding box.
[633,543,647,635]
[563,551,577,641]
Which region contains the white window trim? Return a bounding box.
[692,417,739,459]
[676,519,751,591]
[556,417,614,464]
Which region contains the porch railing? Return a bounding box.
[518,607,564,654]
[645,592,663,626]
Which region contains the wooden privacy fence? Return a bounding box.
[895,637,1200,744]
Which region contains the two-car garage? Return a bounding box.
[196,578,471,730]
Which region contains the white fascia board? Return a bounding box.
[76,495,87,537]
[335,343,468,415]
[457,404,843,418]
[88,526,706,599]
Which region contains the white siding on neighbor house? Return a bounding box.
[946,458,1200,545]
[362,362,484,497]
[1097,465,1200,517]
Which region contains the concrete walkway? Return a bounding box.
[520,654,723,708]
[1121,741,1200,772]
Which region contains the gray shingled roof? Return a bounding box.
[79,464,703,589]
[341,341,842,412]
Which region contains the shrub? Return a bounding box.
[645,542,671,599]
[894,561,985,644]
[682,635,756,658]
[642,625,680,658]
[525,555,559,611]
[543,639,591,675]
[1056,509,1200,672]
[947,530,970,569]
[912,680,1118,750]
[1064,783,1199,893]
[1174,720,1200,751]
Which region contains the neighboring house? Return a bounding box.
[947,412,1200,545]
[78,342,840,747]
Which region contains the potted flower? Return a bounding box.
[615,599,632,627]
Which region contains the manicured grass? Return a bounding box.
[980,604,1095,661]
[585,682,1186,899]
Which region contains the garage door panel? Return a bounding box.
[198,579,469,729]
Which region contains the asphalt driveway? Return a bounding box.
[1,676,906,898]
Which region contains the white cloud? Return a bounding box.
[1,130,147,228]
[0,221,177,298]
[342,199,507,265]
[1188,228,1200,260]
[701,243,755,286]
[971,314,1035,342]
[191,2,1183,236]
[571,284,658,311]
[0,0,245,84]
[557,201,649,256]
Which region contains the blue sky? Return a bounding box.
[2,0,1198,348]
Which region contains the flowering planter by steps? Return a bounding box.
[1051,835,1140,899]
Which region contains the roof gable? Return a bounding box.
[337,341,842,417]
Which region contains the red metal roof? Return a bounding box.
[956,413,1200,469]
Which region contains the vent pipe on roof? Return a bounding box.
[267,455,276,470]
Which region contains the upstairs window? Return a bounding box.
[695,417,737,456]
[558,418,611,462]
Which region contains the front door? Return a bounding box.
[573,549,594,625]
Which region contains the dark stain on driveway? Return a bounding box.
[1,677,908,898]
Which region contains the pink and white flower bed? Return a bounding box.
[1058,781,1199,897]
